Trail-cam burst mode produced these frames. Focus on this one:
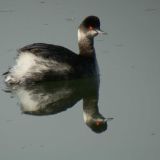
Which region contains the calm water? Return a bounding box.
[0,0,160,159]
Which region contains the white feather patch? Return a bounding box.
[78,29,86,42]
[5,52,72,83]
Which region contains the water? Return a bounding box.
[0,0,160,159]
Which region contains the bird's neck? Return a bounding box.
[78,29,95,57]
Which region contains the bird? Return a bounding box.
[4,16,106,85]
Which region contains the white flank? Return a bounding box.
[5,51,71,83]
[12,52,36,77]
[16,87,72,113]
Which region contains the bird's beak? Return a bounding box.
[96,29,107,35]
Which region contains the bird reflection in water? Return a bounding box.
[5,78,112,133]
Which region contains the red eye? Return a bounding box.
[96,121,100,126]
[88,26,93,30]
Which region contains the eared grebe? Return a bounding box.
[4,16,106,84]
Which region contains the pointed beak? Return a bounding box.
[106,117,114,122]
[96,29,107,35]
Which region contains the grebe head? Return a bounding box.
[78,16,106,41]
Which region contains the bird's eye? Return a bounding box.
[88,26,93,30]
[96,121,100,126]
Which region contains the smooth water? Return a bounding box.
[0,0,160,159]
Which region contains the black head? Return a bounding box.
[86,117,107,133]
[78,16,106,39]
[84,111,108,133]
[81,16,101,30]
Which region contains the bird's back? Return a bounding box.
[18,43,78,64]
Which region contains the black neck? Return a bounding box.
[78,37,95,57]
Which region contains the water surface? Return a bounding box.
[0,0,160,160]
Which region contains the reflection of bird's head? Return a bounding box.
[83,112,107,133]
